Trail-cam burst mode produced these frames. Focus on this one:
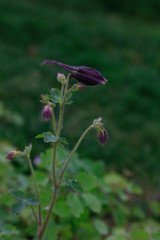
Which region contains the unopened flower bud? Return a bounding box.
[6,151,20,160]
[97,128,108,146]
[72,83,86,91]
[57,73,66,85]
[42,104,53,121]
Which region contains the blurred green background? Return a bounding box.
[0,0,160,186]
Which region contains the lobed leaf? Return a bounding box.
[54,199,70,218]
[10,190,25,201]
[93,219,108,235]
[36,132,59,143]
[67,193,84,218]
[77,172,98,191]
[82,193,102,213]
[25,194,39,205]
[12,201,26,215]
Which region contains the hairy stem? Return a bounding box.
[39,125,92,240]
[39,74,71,240]
[52,111,56,136]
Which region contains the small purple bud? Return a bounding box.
[74,83,86,90]
[97,128,108,146]
[70,83,86,92]
[57,73,66,84]
[42,60,108,86]
[6,151,19,160]
[42,104,53,121]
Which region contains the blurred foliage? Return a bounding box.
[0,0,160,186]
[0,144,160,240]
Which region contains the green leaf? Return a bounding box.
[67,193,84,218]
[12,201,26,215]
[65,93,73,104]
[77,172,98,191]
[0,193,13,204]
[82,193,102,213]
[36,132,59,143]
[25,194,39,205]
[35,172,49,186]
[70,180,83,192]
[10,190,39,206]
[65,179,83,192]
[113,209,127,226]
[54,199,70,218]
[40,148,52,171]
[35,133,44,138]
[50,88,61,101]
[10,190,25,201]
[39,185,52,209]
[47,94,60,104]
[59,137,68,144]
[65,100,73,105]
[66,92,72,101]
[93,219,108,235]
[131,229,149,240]
[44,220,59,240]
[104,172,127,191]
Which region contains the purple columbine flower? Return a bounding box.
[42,104,53,121]
[97,128,108,146]
[42,60,108,86]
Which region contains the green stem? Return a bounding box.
[52,111,56,136]
[52,111,57,187]
[39,125,92,240]
[40,74,71,240]
[60,84,64,103]
[39,187,58,240]
[59,125,93,183]
[27,156,42,230]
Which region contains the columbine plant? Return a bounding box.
[6,60,108,240]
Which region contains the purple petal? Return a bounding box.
[98,129,108,146]
[41,60,79,71]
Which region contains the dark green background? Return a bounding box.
[0,0,160,185]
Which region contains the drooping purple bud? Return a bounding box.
[97,128,108,146]
[42,60,108,86]
[42,104,53,121]
[6,151,20,160]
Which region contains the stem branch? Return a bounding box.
[30,205,39,225]
[59,125,93,183]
